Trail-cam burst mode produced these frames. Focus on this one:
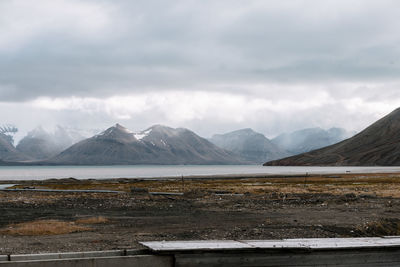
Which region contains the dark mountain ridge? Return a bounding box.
[265,108,400,166]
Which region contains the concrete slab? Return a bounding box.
[141,237,400,252]
[245,237,400,249]
[141,240,253,251]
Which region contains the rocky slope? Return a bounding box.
[48,124,244,165]
[265,108,400,166]
[210,128,288,163]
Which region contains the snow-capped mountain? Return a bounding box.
[48,124,245,165]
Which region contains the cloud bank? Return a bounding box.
[1,0,400,139]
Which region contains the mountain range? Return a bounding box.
[46,124,244,165]
[16,126,86,160]
[209,128,289,163]
[265,108,400,166]
[0,133,29,162]
[271,127,354,155]
[0,123,354,165]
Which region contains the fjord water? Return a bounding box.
[1,165,400,180]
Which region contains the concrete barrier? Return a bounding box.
[142,237,400,267]
[0,255,172,267]
[173,248,400,267]
[2,249,148,262]
[9,250,125,261]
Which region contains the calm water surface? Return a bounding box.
[1,165,400,180]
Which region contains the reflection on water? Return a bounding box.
[0,184,16,189]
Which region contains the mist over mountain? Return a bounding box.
[16,126,86,160]
[0,122,360,165]
[272,127,354,156]
[0,125,30,162]
[0,133,30,162]
[265,108,400,166]
[209,128,289,163]
[47,124,244,165]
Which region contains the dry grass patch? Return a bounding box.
[0,220,90,236]
[75,216,109,225]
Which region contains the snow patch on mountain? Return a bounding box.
[134,129,152,140]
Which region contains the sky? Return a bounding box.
[1,0,400,142]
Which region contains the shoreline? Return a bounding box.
[1,170,400,184]
[2,165,400,181]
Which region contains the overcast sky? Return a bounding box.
[1,0,400,141]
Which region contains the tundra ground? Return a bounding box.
[1,173,400,254]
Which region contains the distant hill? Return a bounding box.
[0,133,30,162]
[209,128,289,163]
[272,127,354,156]
[47,124,244,165]
[265,108,400,166]
[16,126,86,160]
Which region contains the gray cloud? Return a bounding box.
[1,0,400,99]
[0,0,400,139]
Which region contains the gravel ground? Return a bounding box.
[1,174,400,254]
